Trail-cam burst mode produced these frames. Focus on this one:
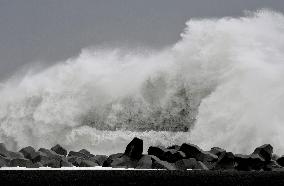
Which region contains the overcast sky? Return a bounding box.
[0,0,284,80]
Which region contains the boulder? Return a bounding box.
[175,158,199,170]
[10,158,34,168]
[235,154,265,171]
[102,153,123,167]
[51,144,67,156]
[276,156,284,167]
[78,149,94,158]
[175,158,209,170]
[150,155,177,170]
[210,147,226,157]
[148,146,185,163]
[109,155,138,168]
[79,159,99,167]
[179,143,218,163]
[213,152,235,170]
[91,155,108,166]
[179,143,202,158]
[136,155,152,169]
[196,161,209,170]
[38,148,69,168]
[19,146,41,163]
[124,137,143,160]
[252,144,273,162]
[68,151,90,159]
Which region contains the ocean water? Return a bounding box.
[0,10,284,155]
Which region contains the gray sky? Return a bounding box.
[0,0,284,80]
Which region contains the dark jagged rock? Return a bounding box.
[19,146,41,163]
[78,149,94,158]
[51,144,67,156]
[91,155,108,166]
[151,155,176,170]
[124,137,143,160]
[68,151,90,159]
[213,151,235,170]
[136,155,152,169]
[38,148,70,168]
[210,147,226,157]
[79,159,99,167]
[196,161,209,170]
[102,153,124,167]
[252,144,273,162]
[179,143,218,163]
[10,158,34,168]
[180,143,202,158]
[108,155,138,168]
[235,154,265,171]
[276,156,284,167]
[175,158,209,170]
[148,146,185,163]
[175,158,198,170]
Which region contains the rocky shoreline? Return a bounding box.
[1,137,284,171]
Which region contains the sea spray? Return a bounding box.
[0,10,284,155]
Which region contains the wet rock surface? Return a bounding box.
[0,138,283,171]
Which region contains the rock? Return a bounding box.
[67,156,82,166]
[263,160,283,171]
[179,143,218,163]
[79,159,99,167]
[68,151,90,159]
[8,151,24,159]
[136,155,152,169]
[196,161,209,170]
[235,154,265,171]
[91,155,108,166]
[276,156,284,167]
[210,147,226,157]
[174,158,209,170]
[148,146,185,163]
[180,143,202,158]
[61,160,73,167]
[196,151,218,162]
[109,155,138,168]
[124,137,143,160]
[0,155,10,167]
[19,146,41,163]
[51,144,67,156]
[0,143,9,157]
[175,158,199,170]
[78,149,94,158]
[213,152,235,170]
[10,158,34,168]
[151,155,177,170]
[102,153,123,167]
[252,144,273,162]
[38,148,69,168]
